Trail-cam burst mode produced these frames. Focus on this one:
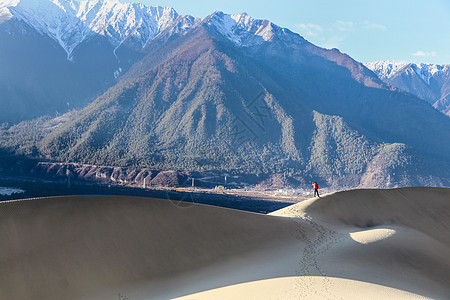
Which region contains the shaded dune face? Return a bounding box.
[0,195,296,300]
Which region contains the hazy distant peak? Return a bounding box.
[365,61,450,115]
[410,63,447,84]
[365,61,448,83]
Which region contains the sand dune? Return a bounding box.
[0,188,449,299]
[177,276,429,300]
[0,195,297,299]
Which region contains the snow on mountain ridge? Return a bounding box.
[0,0,20,8]
[205,11,299,47]
[411,63,445,84]
[365,61,450,117]
[4,0,178,60]
[364,61,408,80]
[365,61,448,84]
[3,1,306,59]
[8,0,82,58]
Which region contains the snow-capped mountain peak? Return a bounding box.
[410,63,445,84]
[3,1,306,60]
[365,61,450,116]
[3,0,179,60]
[204,11,298,47]
[364,61,408,80]
[365,60,448,84]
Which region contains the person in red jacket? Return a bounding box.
[312,181,320,197]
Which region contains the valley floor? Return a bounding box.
[0,177,297,214]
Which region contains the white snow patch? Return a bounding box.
[114,67,122,79]
[0,187,24,196]
[206,12,284,47]
[0,7,14,21]
[364,61,408,80]
[411,63,444,84]
[0,0,20,8]
[365,60,446,85]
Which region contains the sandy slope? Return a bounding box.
[0,195,297,300]
[177,276,429,299]
[0,188,449,299]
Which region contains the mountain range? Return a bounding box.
[0,0,182,123]
[365,61,450,117]
[0,0,449,189]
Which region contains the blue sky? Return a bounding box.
[122,0,450,64]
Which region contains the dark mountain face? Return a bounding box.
[434,96,450,116]
[10,17,443,188]
[388,67,438,104]
[200,19,450,165]
[38,28,308,172]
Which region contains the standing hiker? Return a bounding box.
[312,181,320,197]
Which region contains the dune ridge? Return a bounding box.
[0,188,449,299]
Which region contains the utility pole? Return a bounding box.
[66,167,71,189]
[192,178,195,187]
[143,177,146,189]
